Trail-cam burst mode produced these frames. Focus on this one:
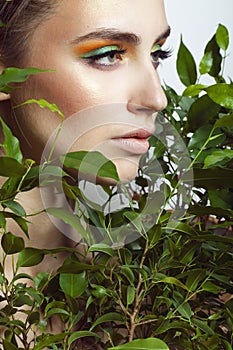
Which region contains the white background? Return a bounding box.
[160,0,233,93]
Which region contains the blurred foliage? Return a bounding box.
[0,24,233,350]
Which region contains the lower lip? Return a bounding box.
[112,137,150,155]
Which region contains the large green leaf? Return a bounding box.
[206,84,233,109]
[204,34,222,77]
[108,338,169,350]
[187,95,221,131]
[61,151,119,181]
[0,157,26,177]
[17,248,44,267]
[0,67,50,94]
[59,271,87,298]
[193,167,233,189]
[176,37,197,86]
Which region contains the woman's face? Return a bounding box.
[11,0,169,182]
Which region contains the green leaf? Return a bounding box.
[0,211,6,229]
[17,248,44,267]
[90,312,124,331]
[46,207,89,241]
[68,331,99,349]
[0,157,26,177]
[193,167,233,189]
[0,117,22,162]
[3,340,18,350]
[187,95,221,131]
[176,37,197,86]
[127,285,135,306]
[216,24,229,51]
[18,99,64,120]
[201,281,222,294]
[204,34,222,77]
[3,200,26,216]
[108,338,169,350]
[33,334,67,350]
[183,84,206,97]
[205,84,233,109]
[0,67,51,94]
[193,319,215,335]
[214,114,233,130]
[61,151,119,181]
[204,149,233,168]
[120,265,135,285]
[88,243,114,257]
[199,51,213,75]
[1,232,25,254]
[59,271,87,298]
[185,269,206,292]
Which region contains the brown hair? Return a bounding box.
[0,0,58,66]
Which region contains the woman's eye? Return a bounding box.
[151,44,172,69]
[79,45,127,67]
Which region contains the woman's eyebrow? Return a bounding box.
[71,26,171,46]
[71,29,141,45]
[155,26,171,43]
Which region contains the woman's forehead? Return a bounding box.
[32,0,168,47]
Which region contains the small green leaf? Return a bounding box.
[127,285,135,306]
[193,319,215,335]
[1,232,25,254]
[18,99,64,120]
[68,331,99,349]
[214,114,233,130]
[59,271,87,298]
[90,312,124,331]
[177,37,197,86]
[46,207,89,241]
[17,248,44,267]
[0,117,23,162]
[108,338,169,350]
[205,84,233,109]
[3,200,26,216]
[185,269,206,292]
[216,24,229,51]
[204,149,233,168]
[33,334,67,350]
[0,211,6,229]
[120,265,135,285]
[183,84,206,97]
[88,243,114,257]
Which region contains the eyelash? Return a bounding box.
[81,46,172,69]
[151,48,172,68]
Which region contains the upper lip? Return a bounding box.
[116,128,155,139]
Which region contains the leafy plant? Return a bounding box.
[0,24,233,350]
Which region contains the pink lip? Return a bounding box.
[112,128,154,155]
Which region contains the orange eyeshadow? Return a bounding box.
[72,40,119,55]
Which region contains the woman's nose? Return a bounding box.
[127,65,167,114]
